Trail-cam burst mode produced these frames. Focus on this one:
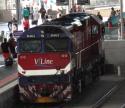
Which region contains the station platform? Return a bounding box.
[101,77,125,108]
[0,55,18,87]
[0,19,43,88]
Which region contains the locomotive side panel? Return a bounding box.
[70,14,104,88]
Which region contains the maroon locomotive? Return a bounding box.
[17,12,104,103]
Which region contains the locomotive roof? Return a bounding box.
[43,12,102,28]
[43,12,90,27]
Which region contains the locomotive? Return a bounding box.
[17,12,104,103]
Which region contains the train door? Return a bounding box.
[72,29,83,69]
[90,16,102,60]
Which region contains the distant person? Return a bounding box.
[32,8,39,25]
[0,31,5,43]
[57,9,62,18]
[108,21,112,29]
[82,8,85,12]
[116,10,120,16]
[22,7,30,19]
[39,7,46,23]
[77,6,82,12]
[12,17,18,32]
[30,7,34,20]
[8,18,18,32]
[23,18,30,31]
[110,7,116,16]
[107,19,113,34]
[8,33,17,58]
[12,17,17,24]
[108,17,113,28]
[1,38,10,60]
[72,4,77,12]
[118,21,121,36]
[57,13,61,18]
[97,12,103,21]
[44,15,49,22]
[8,21,12,32]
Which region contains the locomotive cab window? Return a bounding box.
[44,38,69,52]
[18,39,41,53]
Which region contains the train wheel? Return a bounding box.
[92,66,99,81]
[78,73,85,95]
[77,79,82,94]
[71,85,77,101]
[100,63,105,75]
[70,76,77,100]
[78,79,85,94]
[95,65,100,81]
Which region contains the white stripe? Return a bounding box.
[0,65,5,68]
[76,40,99,54]
[18,59,75,76]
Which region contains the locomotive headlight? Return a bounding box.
[61,54,68,58]
[56,69,65,75]
[19,55,27,59]
[22,71,26,74]
[60,70,65,75]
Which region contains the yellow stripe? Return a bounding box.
[34,97,57,103]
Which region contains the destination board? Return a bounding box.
[56,0,69,6]
[77,0,90,5]
[20,26,67,39]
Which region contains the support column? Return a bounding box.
[69,0,72,12]
[120,0,124,39]
[16,0,21,24]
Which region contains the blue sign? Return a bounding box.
[13,30,23,38]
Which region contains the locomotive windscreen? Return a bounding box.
[19,39,41,53]
[45,38,69,52]
[18,38,69,53]
[18,25,73,53]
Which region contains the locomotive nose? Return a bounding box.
[40,88,51,96]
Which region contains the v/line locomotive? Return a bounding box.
[17,12,105,103]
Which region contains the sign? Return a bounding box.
[56,0,69,6]
[77,0,90,5]
[13,30,23,38]
[34,58,53,65]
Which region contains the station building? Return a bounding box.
[0,0,58,22]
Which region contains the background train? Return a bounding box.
[17,12,105,103]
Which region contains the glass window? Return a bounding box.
[92,25,99,34]
[45,38,69,52]
[19,39,41,53]
[7,0,16,10]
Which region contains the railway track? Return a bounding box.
[99,78,125,108]
[13,74,124,108]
